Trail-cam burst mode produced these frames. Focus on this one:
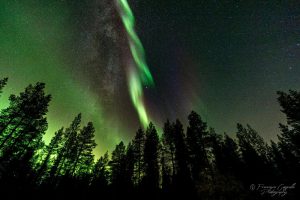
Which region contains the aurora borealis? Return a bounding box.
[115,0,154,128]
[1,0,300,157]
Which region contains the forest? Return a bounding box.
[0,77,299,200]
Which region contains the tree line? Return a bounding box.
[0,77,299,199]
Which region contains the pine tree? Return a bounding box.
[276,90,300,187]
[0,82,51,193]
[211,133,247,199]
[91,152,110,194]
[143,122,160,194]
[0,83,51,151]
[236,123,274,184]
[186,111,209,182]
[0,83,50,166]
[125,142,135,189]
[49,114,81,178]
[219,134,243,177]
[161,150,172,196]
[70,122,96,176]
[277,90,300,126]
[110,141,126,188]
[132,128,145,185]
[270,141,286,179]
[276,125,299,183]
[172,119,193,198]
[36,128,64,182]
[277,90,300,157]
[162,120,175,177]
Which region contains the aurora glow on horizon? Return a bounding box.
[115,0,155,128]
[1,0,300,158]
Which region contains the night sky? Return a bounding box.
[1,0,300,156]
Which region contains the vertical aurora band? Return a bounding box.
[115,0,154,127]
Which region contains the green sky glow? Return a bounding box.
[0,0,124,157]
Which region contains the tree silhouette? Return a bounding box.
[211,132,247,199]
[277,90,300,126]
[90,151,110,196]
[0,81,299,199]
[0,83,50,162]
[216,134,243,178]
[49,114,81,180]
[0,83,51,150]
[110,141,133,198]
[277,90,300,157]
[172,119,194,198]
[143,122,160,196]
[162,120,175,178]
[132,127,145,185]
[70,122,96,176]
[125,142,135,191]
[270,140,286,180]
[236,124,274,184]
[0,82,51,197]
[161,148,172,197]
[36,127,64,183]
[186,111,210,184]
[276,90,300,195]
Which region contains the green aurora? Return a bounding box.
[116,0,155,128]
